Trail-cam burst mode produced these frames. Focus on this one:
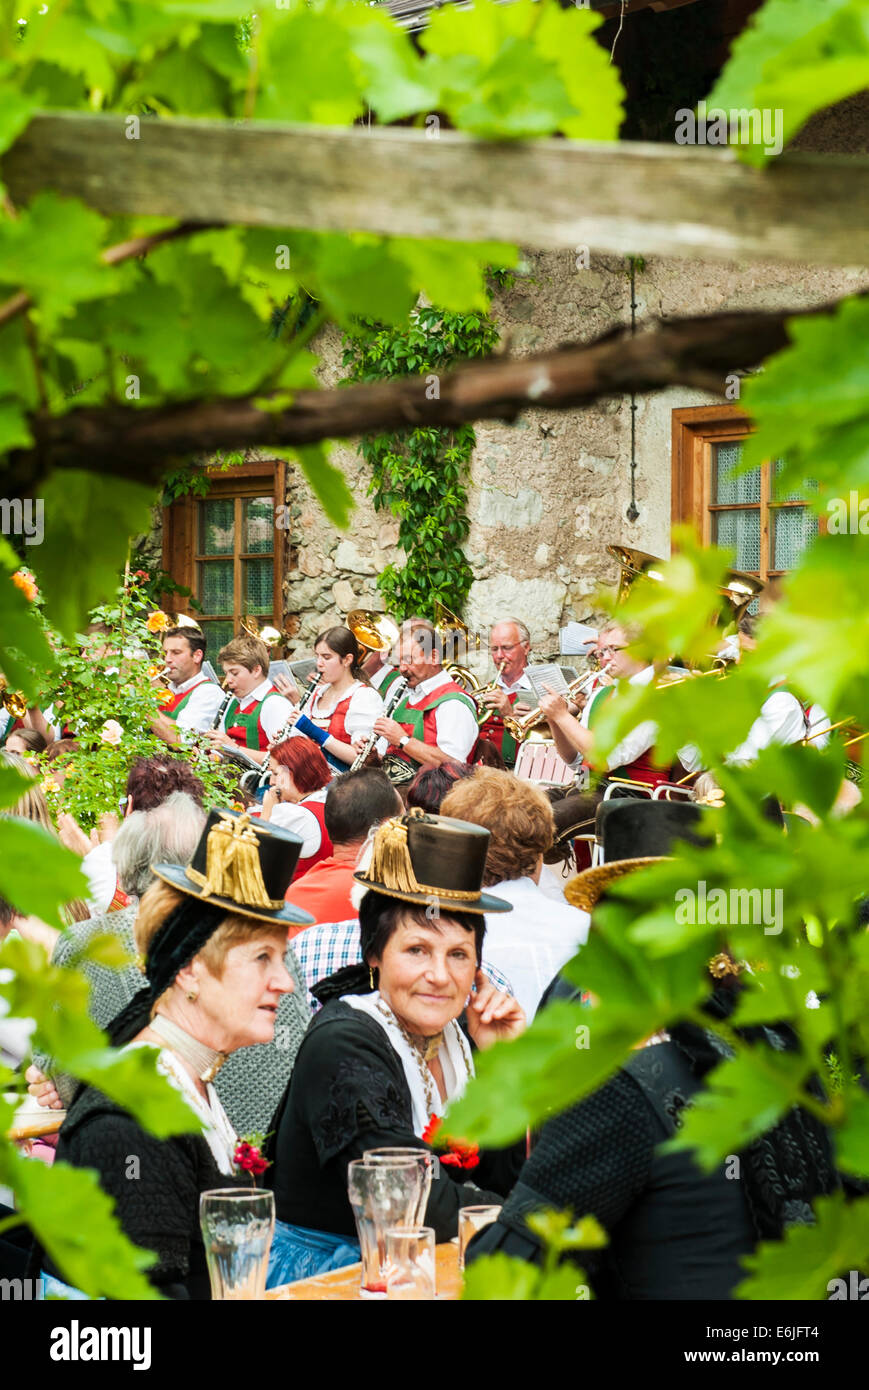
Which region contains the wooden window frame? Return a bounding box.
[162,459,286,633]
[671,404,821,582]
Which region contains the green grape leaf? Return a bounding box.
[349,11,441,123]
[0,399,33,454]
[135,45,231,116]
[0,193,110,332]
[293,233,417,327]
[8,1153,160,1300]
[741,298,869,494]
[834,1092,869,1176]
[0,937,200,1137]
[257,8,364,125]
[737,1192,869,1300]
[664,1046,813,1171]
[392,239,517,314]
[447,918,709,1147]
[534,4,624,141]
[461,1252,545,1301]
[35,470,157,640]
[0,762,35,811]
[0,79,38,159]
[744,535,869,716]
[0,823,85,929]
[709,0,869,166]
[30,12,119,96]
[285,443,355,530]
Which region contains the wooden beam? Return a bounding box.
[6,300,845,493]
[3,112,869,267]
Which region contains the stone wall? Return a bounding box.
[286,247,867,657]
[145,94,869,662]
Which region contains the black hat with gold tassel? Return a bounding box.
[153,807,315,926]
[353,809,511,915]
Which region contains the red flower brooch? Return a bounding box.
[421,1115,479,1171]
[233,1136,271,1183]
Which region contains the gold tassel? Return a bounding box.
[197,811,282,910]
[367,814,425,895]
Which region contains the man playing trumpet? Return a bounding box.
[476,619,536,769]
[151,626,224,747]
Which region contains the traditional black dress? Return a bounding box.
[468,1016,840,1299]
[267,1000,523,1244]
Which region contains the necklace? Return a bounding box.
[374,997,444,1114]
[150,1014,229,1085]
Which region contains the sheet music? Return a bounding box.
[526,663,569,701]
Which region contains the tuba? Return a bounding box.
[347,609,400,657]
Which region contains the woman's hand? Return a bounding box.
[56,812,92,857]
[261,786,280,820]
[26,1064,64,1110]
[466,972,526,1050]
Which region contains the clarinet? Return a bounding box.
[212,683,234,730]
[350,676,409,773]
[253,672,323,794]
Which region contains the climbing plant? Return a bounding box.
[342,303,500,620]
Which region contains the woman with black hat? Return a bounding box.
[37,810,315,1299]
[265,809,527,1285]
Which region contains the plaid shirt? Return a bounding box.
[292,920,514,1012]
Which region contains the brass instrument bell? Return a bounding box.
[0,677,28,719]
[347,609,400,656]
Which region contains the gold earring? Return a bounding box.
[186,988,199,1002]
[369,966,375,989]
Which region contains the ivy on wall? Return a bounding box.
[342,302,500,620]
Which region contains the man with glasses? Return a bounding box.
[477,618,536,768]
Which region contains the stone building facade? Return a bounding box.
[148,93,869,665]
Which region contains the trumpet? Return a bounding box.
[503,669,612,742]
[472,661,507,726]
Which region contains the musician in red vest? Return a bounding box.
[205,634,294,766]
[476,618,536,769]
[151,625,223,746]
[261,738,334,882]
[285,626,385,772]
[373,628,479,784]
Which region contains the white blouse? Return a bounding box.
[269,787,329,858]
[292,680,385,744]
[129,1044,237,1174]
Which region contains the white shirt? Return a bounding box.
[572,665,658,771]
[270,787,329,858]
[380,669,478,763]
[726,688,807,767]
[292,680,385,744]
[497,669,534,697]
[482,876,590,1021]
[223,677,294,744]
[370,663,397,692]
[167,674,225,734]
[82,839,119,917]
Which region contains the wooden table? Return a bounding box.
[267,1241,462,1301]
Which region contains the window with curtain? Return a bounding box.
[162,460,286,655]
[671,406,819,599]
